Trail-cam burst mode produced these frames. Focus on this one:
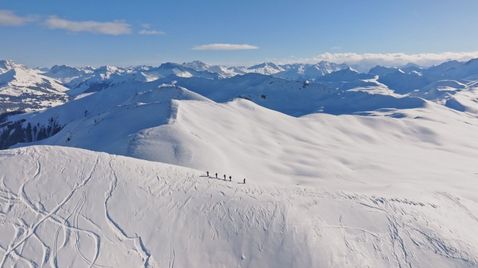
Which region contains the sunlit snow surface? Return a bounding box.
[0,146,478,267]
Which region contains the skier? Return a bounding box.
[215,173,218,178]
[243,178,246,184]
[223,174,226,180]
[229,176,232,182]
[206,171,209,177]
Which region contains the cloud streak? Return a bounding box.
[138,24,164,35]
[0,10,32,26]
[193,43,258,51]
[45,16,131,35]
[139,29,164,35]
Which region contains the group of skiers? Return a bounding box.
[206,171,246,184]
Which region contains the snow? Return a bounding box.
[1,145,478,267]
[0,60,69,114]
[276,61,348,81]
[3,57,478,266]
[26,95,477,192]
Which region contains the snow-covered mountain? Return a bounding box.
[0,69,429,149]
[246,62,284,75]
[182,60,247,78]
[370,66,429,93]
[0,60,69,114]
[61,63,221,96]
[45,64,94,84]
[369,59,478,92]
[2,57,478,267]
[142,60,349,80]
[4,57,478,151]
[276,61,348,81]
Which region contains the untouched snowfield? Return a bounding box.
[1,146,478,267]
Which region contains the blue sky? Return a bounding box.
[1,0,478,67]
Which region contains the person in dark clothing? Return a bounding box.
[206,171,209,177]
[223,174,226,180]
[229,176,232,182]
[243,178,246,184]
[215,173,218,178]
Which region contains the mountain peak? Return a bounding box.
[0,59,19,73]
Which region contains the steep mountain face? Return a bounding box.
[317,67,375,82]
[0,60,69,114]
[424,58,478,81]
[366,60,478,111]
[246,62,285,75]
[52,63,221,97]
[183,61,247,78]
[45,64,94,84]
[371,67,429,94]
[182,61,350,80]
[276,61,348,81]
[369,59,478,93]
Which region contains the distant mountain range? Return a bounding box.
[1,57,478,149]
[0,60,68,114]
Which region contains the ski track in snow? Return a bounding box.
[104,157,154,268]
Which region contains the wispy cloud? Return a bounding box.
[294,51,478,70]
[138,24,164,35]
[139,29,164,35]
[45,16,131,35]
[193,43,259,51]
[0,10,32,26]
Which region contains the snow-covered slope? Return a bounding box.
[1,145,478,267]
[0,60,69,114]
[28,95,478,190]
[30,85,210,155]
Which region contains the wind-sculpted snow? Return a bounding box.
[0,146,478,267]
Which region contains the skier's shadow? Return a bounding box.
[200,175,244,184]
[201,175,227,181]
